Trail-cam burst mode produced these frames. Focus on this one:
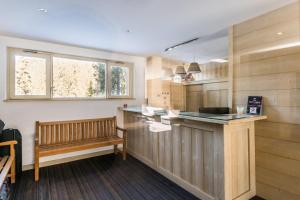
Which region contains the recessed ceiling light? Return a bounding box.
[277,32,283,35]
[210,59,228,63]
[37,8,48,13]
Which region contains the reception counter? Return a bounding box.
[119,107,267,200]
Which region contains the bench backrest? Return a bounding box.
[36,117,117,146]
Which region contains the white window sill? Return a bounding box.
[3,97,136,102]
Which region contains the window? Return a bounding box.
[9,49,51,99]
[108,63,133,98]
[8,48,134,100]
[52,57,106,98]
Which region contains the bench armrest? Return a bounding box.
[0,141,17,147]
[116,126,127,132]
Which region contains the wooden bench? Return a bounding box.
[0,141,17,188]
[34,117,127,181]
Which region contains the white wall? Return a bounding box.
[0,35,146,167]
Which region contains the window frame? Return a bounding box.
[107,61,134,99]
[51,54,108,100]
[7,48,134,100]
[8,48,51,99]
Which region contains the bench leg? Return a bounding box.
[122,146,127,160]
[11,158,16,183]
[114,145,118,155]
[10,143,16,184]
[123,132,127,160]
[35,147,39,181]
[35,158,39,181]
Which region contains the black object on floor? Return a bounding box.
[0,129,22,177]
[0,120,4,133]
[14,154,200,200]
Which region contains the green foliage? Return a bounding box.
[92,63,105,96]
[16,59,32,95]
[111,66,128,96]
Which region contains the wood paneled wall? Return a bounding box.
[230,1,300,199]
[186,82,229,112]
[186,62,229,112]
[195,62,228,81]
[147,79,186,110]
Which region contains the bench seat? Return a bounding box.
[39,136,124,157]
[35,117,127,181]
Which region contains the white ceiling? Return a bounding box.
[0,0,296,62]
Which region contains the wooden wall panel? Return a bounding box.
[186,85,203,112]
[147,79,186,110]
[196,62,228,81]
[230,1,300,199]
[256,182,300,200]
[234,18,300,53]
[233,3,299,37]
[170,83,186,110]
[203,82,229,108]
[256,121,300,142]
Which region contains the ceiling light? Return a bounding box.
[277,32,283,35]
[175,66,186,76]
[210,59,228,63]
[187,62,201,74]
[37,8,48,13]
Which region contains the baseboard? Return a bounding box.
[22,149,114,171]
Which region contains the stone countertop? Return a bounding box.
[121,107,267,125]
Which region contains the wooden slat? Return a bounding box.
[38,117,116,126]
[60,124,64,143]
[0,156,8,172]
[181,126,192,183]
[93,122,97,139]
[70,123,74,142]
[257,182,300,200]
[256,136,300,161]
[41,125,45,145]
[257,166,300,196]
[55,125,59,144]
[39,137,123,157]
[89,122,93,139]
[192,129,204,189]
[51,125,54,144]
[104,120,107,137]
[172,125,182,178]
[256,151,300,179]
[64,124,68,143]
[256,121,300,143]
[46,126,50,145]
[73,123,77,141]
[203,130,214,196]
[78,123,82,140]
[0,156,13,188]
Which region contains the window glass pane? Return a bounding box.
[110,66,129,96]
[53,57,106,98]
[15,56,47,96]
